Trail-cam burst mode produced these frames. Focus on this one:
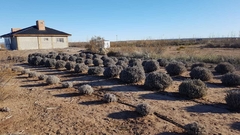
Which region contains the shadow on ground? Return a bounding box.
[79,100,105,106]
[20,83,48,87]
[108,110,140,120]
[105,85,145,92]
[231,122,240,131]
[185,104,230,113]
[157,132,186,135]
[54,92,80,98]
[139,92,179,101]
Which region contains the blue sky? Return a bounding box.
[0,0,240,42]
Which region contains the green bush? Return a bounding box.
[179,79,207,99]
[190,67,213,81]
[144,72,172,91]
[221,73,240,86]
[225,90,240,111]
[103,93,118,103]
[120,66,145,84]
[135,103,152,116]
[184,122,207,135]
[143,60,159,73]
[78,84,94,95]
[215,62,235,74]
[166,62,187,76]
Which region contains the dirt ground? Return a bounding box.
[0,47,240,135]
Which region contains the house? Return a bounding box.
[0,20,71,50]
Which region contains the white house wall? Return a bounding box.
[17,37,38,50]
[39,37,52,49]
[16,36,68,50]
[52,37,68,48]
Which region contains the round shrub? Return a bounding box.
[68,55,77,61]
[86,53,93,59]
[93,58,103,66]
[179,79,207,99]
[221,73,240,87]
[78,84,94,95]
[73,53,80,57]
[103,65,123,78]
[28,56,34,65]
[191,62,207,70]
[21,69,30,75]
[143,60,159,73]
[45,59,57,68]
[55,55,63,60]
[28,71,40,78]
[128,59,142,67]
[79,52,86,58]
[84,59,93,66]
[120,66,145,84]
[55,60,66,69]
[62,55,69,61]
[215,62,235,74]
[135,103,152,116]
[88,67,104,75]
[166,62,187,76]
[116,60,128,69]
[118,57,129,63]
[38,74,48,80]
[190,67,213,81]
[62,82,73,88]
[225,90,240,111]
[144,72,173,91]
[110,57,118,62]
[65,61,76,70]
[46,52,57,59]
[76,57,85,63]
[103,93,118,103]
[157,58,168,67]
[46,75,60,85]
[32,56,43,66]
[184,122,207,135]
[40,57,48,65]
[74,63,89,73]
[93,54,101,59]
[101,55,109,61]
[103,58,116,67]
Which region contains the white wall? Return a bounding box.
[104,41,110,48]
[17,37,38,50]
[39,37,52,49]
[52,37,68,48]
[15,36,68,50]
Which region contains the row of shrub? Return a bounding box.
[25,52,240,112]
[14,66,209,134]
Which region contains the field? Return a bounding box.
[0,43,240,134]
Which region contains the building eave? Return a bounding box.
[13,34,71,37]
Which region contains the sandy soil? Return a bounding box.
[0,47,240,135]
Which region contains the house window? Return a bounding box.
[56,38,64,42]
[44,38,48,41]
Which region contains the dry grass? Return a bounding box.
[108,43,240,68]
[0,67,16,101]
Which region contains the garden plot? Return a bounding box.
[0,50,240,135]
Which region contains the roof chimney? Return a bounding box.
[11,28,21,32]
[36,20,45,30]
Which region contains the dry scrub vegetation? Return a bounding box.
[0,38,240,134]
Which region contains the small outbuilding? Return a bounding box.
[103,40,110,48]
[0,20,71,50]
